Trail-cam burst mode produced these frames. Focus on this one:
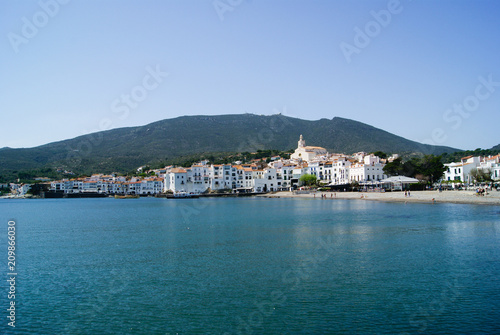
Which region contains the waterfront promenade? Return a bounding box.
[265,190,500,206]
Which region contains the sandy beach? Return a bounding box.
[262,189,500,206]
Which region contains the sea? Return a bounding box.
[0,197,499,334]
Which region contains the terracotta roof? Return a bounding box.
[486,154,500,160]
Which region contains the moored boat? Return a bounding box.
[114,194,140,199]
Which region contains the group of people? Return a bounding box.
[476,188,487,196]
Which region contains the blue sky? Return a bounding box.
[1,0,499,151]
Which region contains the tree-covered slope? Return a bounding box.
[0,114,460,175]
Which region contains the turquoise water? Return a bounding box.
[0,197,499,334]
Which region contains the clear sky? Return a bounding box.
[1,0,499,151]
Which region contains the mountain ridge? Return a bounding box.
[0,113,460,175]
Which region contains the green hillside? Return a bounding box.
[0,114,459,179]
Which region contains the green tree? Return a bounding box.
[300,174,317,186]
[383,155,445,185]
[402,158,420,177]
[383,158,404,176]
[419,155,446,185]
[470,168,492,183]
[371,151,388,159]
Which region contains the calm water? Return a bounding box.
[0,197,499,334]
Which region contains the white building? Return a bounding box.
[164,168,188,193]
[188,165,212,193]
[11,184,31,196]
[138,178,163,195]
[349,155,386,183]
[329,157,352,185]
[290,135,327,162]
[292,164,310,187]
[235,166,254,192]
[252,168,283,192]
[479,155,500,181]
[443,156,480,183]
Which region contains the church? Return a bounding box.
[290,135,327,162]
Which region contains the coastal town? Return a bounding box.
[2,135,500,198]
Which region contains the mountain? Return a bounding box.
[0,114,459,175]
[490,144,500,151]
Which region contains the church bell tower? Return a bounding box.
[298,134,305,148]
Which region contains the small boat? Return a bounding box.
[114,194,140,199]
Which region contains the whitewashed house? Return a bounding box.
[138,178,163,195]
[164,168,188,193]
[253,168,279,192]
[235,166,254,191]
[330,157,351,185]
[277,164,296,190]
[443,156,481,183]
[479,155,500,181]
[188,165,212,194]
[349,155,386,183]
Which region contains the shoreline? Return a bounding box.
[2,190,500,206]
[260,190,500,206]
